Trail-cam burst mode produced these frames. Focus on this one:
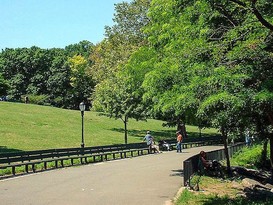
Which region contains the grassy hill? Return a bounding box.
[0,102,218,152]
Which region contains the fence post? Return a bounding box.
[183,160,192,186]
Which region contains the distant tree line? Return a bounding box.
[0,40,94,109]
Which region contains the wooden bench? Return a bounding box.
[0,143,150,177]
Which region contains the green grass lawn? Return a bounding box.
[0,102,218,152]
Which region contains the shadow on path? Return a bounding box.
[170,169,184,177]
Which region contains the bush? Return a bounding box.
[23,95,50,106]
[230,143,269,169]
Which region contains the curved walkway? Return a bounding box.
[0,145,223,205]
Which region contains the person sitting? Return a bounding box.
[198,151,222,176]
[151,140,161,153]
[158,140,171,151]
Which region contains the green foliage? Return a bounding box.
[0,73,9,96]
[24,94,50,106]
[91,0,152,142]
[89,0,150,84]
[65,40,94,59]
[68,54,94,108]
[121,0,273,144]
[230,144,270,169]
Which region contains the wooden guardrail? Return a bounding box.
[183,142,245,186]
[0,142,150,178]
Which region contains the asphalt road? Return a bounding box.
[0,145,223,205]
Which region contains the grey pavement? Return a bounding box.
[0,145,223,205]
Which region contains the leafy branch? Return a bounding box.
[229,0,273,31]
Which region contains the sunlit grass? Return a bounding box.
[0,101,218,152]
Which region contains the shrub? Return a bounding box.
[230,143,269,169]
[24,95,50,106]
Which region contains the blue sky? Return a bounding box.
[0,0,130,50]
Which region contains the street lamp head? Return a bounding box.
[79,102,86,112]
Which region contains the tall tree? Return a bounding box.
[91,0,151,142]
[93,74,146,144]
[89,0,150,83]
[68,54,94,109]
[125,0,273,174]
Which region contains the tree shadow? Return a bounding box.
[110,128,216,141]
[0,146,23,154]
[201,195,273,205]
[110,128,176,140]
[170,169,184,177]
[188,173,273,205]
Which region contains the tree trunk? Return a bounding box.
[267,112,273,182]
[176,118,181,131]
[221,126,231,176]
[177,121,188,138]
[261,138,268,167]
[267,111,273,125]
[270,135,273,182]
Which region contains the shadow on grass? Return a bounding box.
[110,128,175,140]
[179,188,273,205]
[110,128,216,141]
[0,146,23,154]
[202,195,273,205]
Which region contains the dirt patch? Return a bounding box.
[193,178,245,198]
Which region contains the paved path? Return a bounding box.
[0,146,223,205]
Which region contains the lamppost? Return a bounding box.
[79,102,85,148]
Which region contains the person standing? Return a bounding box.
[25,96,29,104]
[245,129,251,147]
[176,131,183,153]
